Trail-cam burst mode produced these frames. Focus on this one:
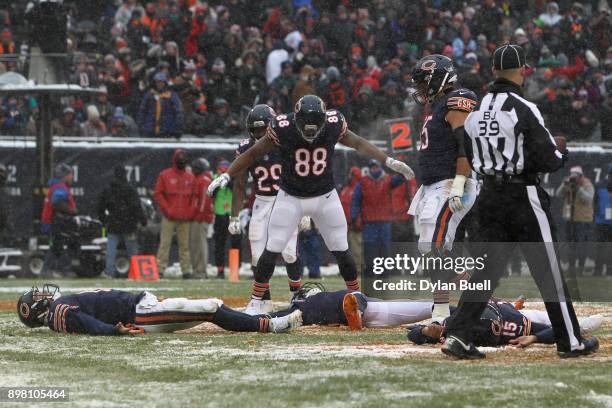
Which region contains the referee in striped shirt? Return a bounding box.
[441,44,599,359]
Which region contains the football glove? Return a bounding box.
[298,216,311,231]
[207,173,230,196]
[385,157,415,180]
[228,216,241,235]
[448,175,467,213]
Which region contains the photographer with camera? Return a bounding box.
[556,166,594,278]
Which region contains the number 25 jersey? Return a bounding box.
[266,110,348,197]
[235,137,282,196]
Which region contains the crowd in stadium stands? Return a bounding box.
[0,0,609,141]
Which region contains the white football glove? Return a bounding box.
[448,175,467,213]
[385,157,415,180]
[228,216,241,235]
[298,216,311,231]
[207,173,230,196]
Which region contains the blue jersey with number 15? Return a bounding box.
[265,110,348,197]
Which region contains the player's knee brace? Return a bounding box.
[332,250,358,282]
[255,249,280,283]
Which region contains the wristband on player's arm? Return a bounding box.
[453,126,467,158]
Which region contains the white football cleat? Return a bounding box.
[244,299,274,316]
[579,315,604,335]
[269,310,303,333]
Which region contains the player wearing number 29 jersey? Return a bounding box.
[235,137,282,196]
[207,95,415,310]
[267,109,347,197]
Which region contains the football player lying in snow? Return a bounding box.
[16,284,302,335]
[407,299,603,348]
[270,283,435,330]
[207,95,415,314]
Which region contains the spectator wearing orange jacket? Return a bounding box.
[189,158,214,278]
[340,166,363,270]
[154,149,196,278]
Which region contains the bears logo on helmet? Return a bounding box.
[411,55,457,105]
[19,302,30,319]
[16,284,61,328]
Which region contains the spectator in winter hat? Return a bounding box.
[51,107,83,137]
[137,71,184,138]
[81,105,108,137]
[539,2,562,27]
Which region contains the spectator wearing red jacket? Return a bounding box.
[185,5,207,57]
[351,160,404,277]
[390,177,417,242]
[154,149,196,278]
[340,166,363,270]
[189,158,214,278]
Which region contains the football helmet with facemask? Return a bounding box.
[246,104,276,140]
[294,95,327,143]
[411,55,458,105]
[17,284,61,328]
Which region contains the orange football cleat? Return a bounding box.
[513,295,526,311]
[343,293,363,331]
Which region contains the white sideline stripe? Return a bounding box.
[526,186,581,350]
[0,287,181,293]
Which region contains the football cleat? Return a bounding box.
[441,335,485,360]
[269,310,303,333]
[244,299,274,316]
[558,337,599,358]
[513,295,526,310]
[342,292,364,330]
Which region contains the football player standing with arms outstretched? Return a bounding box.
[208,95,414,308]
[230,104,307,315]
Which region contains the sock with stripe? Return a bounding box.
[286,261,302,292]
[331,250,359,291]
[345,279,360,291]
[251,281,270,301]
[258,317,271,333]
[251,249,279,300]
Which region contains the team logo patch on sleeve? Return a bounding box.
[447,97,477,112]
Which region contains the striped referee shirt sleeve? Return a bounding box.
[523,101,564,173]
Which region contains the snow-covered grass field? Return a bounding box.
[0,277,611,408]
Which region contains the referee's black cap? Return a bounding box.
[493,44,529,70]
